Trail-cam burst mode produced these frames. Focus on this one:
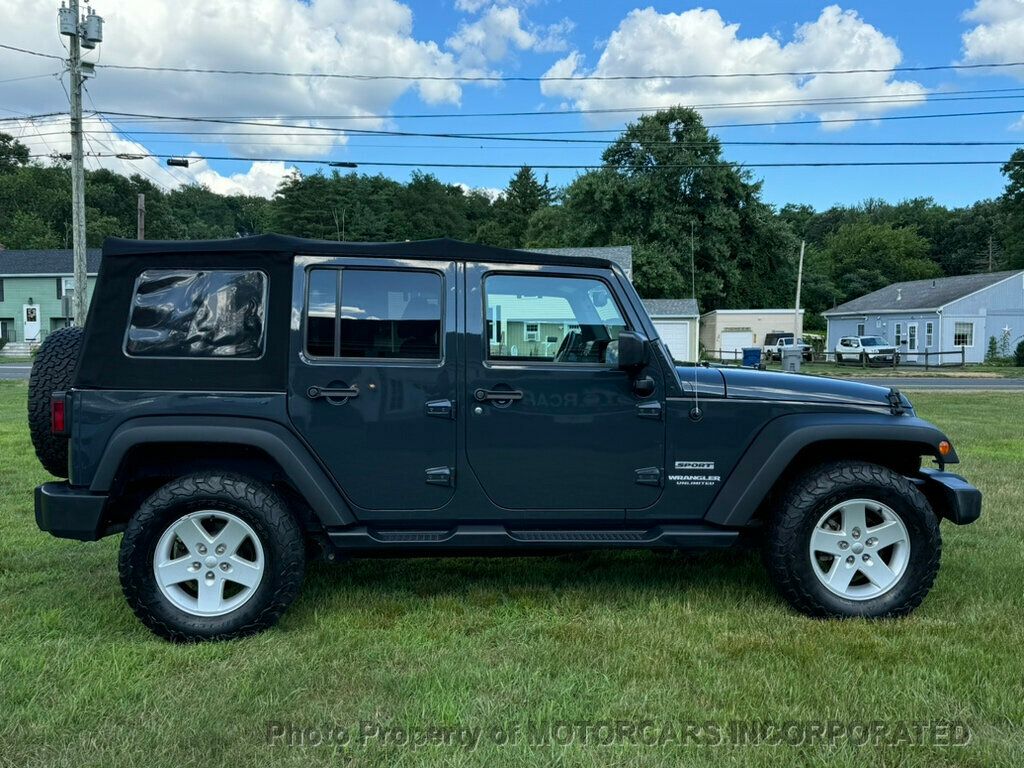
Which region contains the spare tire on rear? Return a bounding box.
[28,326,84,477]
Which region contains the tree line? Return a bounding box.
[1,108,1022,329]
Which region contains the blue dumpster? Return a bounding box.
[742,347,762,367]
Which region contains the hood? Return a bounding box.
[710,367,909,409]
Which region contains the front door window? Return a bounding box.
[485,274,627,365]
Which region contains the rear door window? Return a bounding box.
[304,268,443,360]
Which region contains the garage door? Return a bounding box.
[654,320,691,361]
[720,330,754,361]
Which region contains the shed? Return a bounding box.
[642,299,700,362]
[699,309,804,360]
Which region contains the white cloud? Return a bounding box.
[8,115,297,197]
[0,0,467,158]
[961,0,1024,71]
[540,5,926,128]
[447,3,571,70]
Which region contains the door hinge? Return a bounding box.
[425,399,454,419]
[637,401,663,420]
[634,467,663,487]
[425,466,454,486]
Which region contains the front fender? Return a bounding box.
[704,412,956,527]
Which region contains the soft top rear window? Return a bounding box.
[125,269,267,358]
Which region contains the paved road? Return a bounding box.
[0,365,31,381]
[845,377,1024,391]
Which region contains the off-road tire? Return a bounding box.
[119,472,305,642]
[765,461,941,619]
[28,326,84,477]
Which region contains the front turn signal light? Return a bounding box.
[938,440,952,457]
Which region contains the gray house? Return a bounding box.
[823,270,1024,364]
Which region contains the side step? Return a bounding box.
[328,523,738,555]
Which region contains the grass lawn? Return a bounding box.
[1,380,1022,767]
[757,360,1024,378]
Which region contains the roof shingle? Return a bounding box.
[642,298,700,317]
[824,270,1023,315]
[0,249,102,276]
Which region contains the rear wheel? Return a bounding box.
[119,472,305,641]
[765,461,941,618]
[28,326,84,477]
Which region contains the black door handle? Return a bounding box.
[474,388,523,402]
[307,385,359,400]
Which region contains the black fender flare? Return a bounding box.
[704,412,956,527]
[90,416,356,527]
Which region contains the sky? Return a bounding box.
[1,0,1023,210]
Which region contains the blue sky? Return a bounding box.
[2,0,1022,209]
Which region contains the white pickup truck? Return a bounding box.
[763,333,813,362]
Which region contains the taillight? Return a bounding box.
[50,393,67,435]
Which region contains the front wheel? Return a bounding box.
[765,461,941,618]
[119,472,306,641]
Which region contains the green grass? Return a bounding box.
[757,360,1024,378]
[0,380,1021,767]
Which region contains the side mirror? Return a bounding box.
[616,330,648,371]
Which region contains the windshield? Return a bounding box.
[861,337,888,346]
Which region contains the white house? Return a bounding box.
[823,270,1024,364]
[642,299,700,362]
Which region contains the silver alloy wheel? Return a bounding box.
[152,510,265,617]
[808,499,911,601]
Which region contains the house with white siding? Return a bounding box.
[823,270,1024,364]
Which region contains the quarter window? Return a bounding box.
[485,274,627,364]
[954,321,974,347]
[305,268,442,360]
[125,269,267,358]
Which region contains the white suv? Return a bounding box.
[834,336,899,365]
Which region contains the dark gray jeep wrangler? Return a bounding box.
[30,235,981,641]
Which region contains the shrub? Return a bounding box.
[1015,340,1024,367]
[986,336,999,363]
[0,337,6,353]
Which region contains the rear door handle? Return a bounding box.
[307,385,359,400]
[474,388,523,402]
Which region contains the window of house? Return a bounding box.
[954,321,974,347]
[125,269,267,358]
[894,323,904,347]
[485,274,627,364]
[304,268,442,360]
[908,324,918,351]
[0,278,5,303]
[925,322,934,348]
[856,321,865,336]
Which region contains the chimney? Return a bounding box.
[896,288,902,302]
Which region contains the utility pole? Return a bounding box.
[58,1,103,325]
[137,193,145,239]
[794,240,805,337]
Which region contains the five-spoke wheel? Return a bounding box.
[120,473,305,641]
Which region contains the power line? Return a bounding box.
[0,43,65,61]
[0,72,61,85]
[94,59,1024,82]
[4,41,1024,81]
[83,107,1024,144]
[44,150,1024,170]
[27,128,1024,149]
[92,86,1024,124]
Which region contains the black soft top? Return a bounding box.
[78,235,620,392]
[102,235,617,270]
